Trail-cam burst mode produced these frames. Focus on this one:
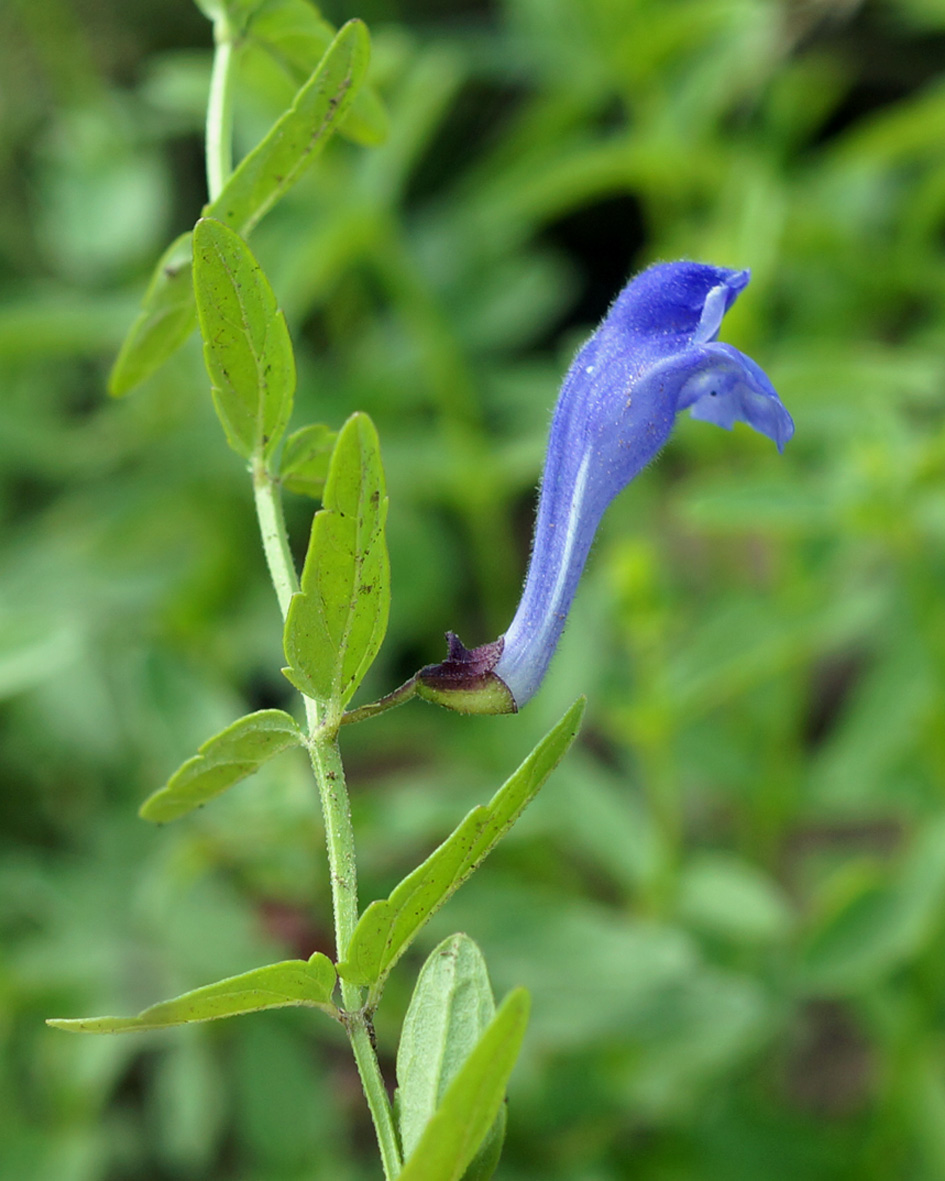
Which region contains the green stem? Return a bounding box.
[206,17,240,202]
[308,737,359,976]
[250,458,401,1175]
[309,735,402,1177]
[349,1016,403,1179]
[341,675,418,726]
[252,460,298,619]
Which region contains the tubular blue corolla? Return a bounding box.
[416,261,794,714]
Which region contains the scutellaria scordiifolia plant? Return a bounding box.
[46,5,792,1178]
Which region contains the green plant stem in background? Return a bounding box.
[250,458,401,1176]
[206,16,240,202]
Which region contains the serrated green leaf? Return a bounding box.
[397,935,505,1180]
[140,709,303,823]
[110,20,370,397]
[193,217,295,459]
[108,231,196,396]
[337,698,585,996]
[280,423,337,498]
[206,19,370,236]
[397,989,529,1181]
[247,0,388,146]
[47,953,337,1033]
[283,412,389,711]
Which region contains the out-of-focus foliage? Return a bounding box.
[3,0,945,1177]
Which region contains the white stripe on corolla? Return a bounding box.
[495,449,592,704]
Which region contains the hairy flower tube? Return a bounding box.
[416,262,794,714]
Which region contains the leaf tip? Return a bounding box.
[339,16,370,44]
[137,799,161,824]
[503,986,531,1020]
[567,695,587,727]
[106,368,130,398]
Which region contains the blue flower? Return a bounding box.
[417,261,794,714]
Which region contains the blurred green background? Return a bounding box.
[4,0,945,1177]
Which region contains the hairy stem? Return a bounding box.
[206,17,240,202]
[250,457,401,1175]
[308,738,360,976]
[252,460,298,617]
[207,14,398,1168]
[310,705,403,1174]
[341,675,418,725]
[349,1016,403,1179]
